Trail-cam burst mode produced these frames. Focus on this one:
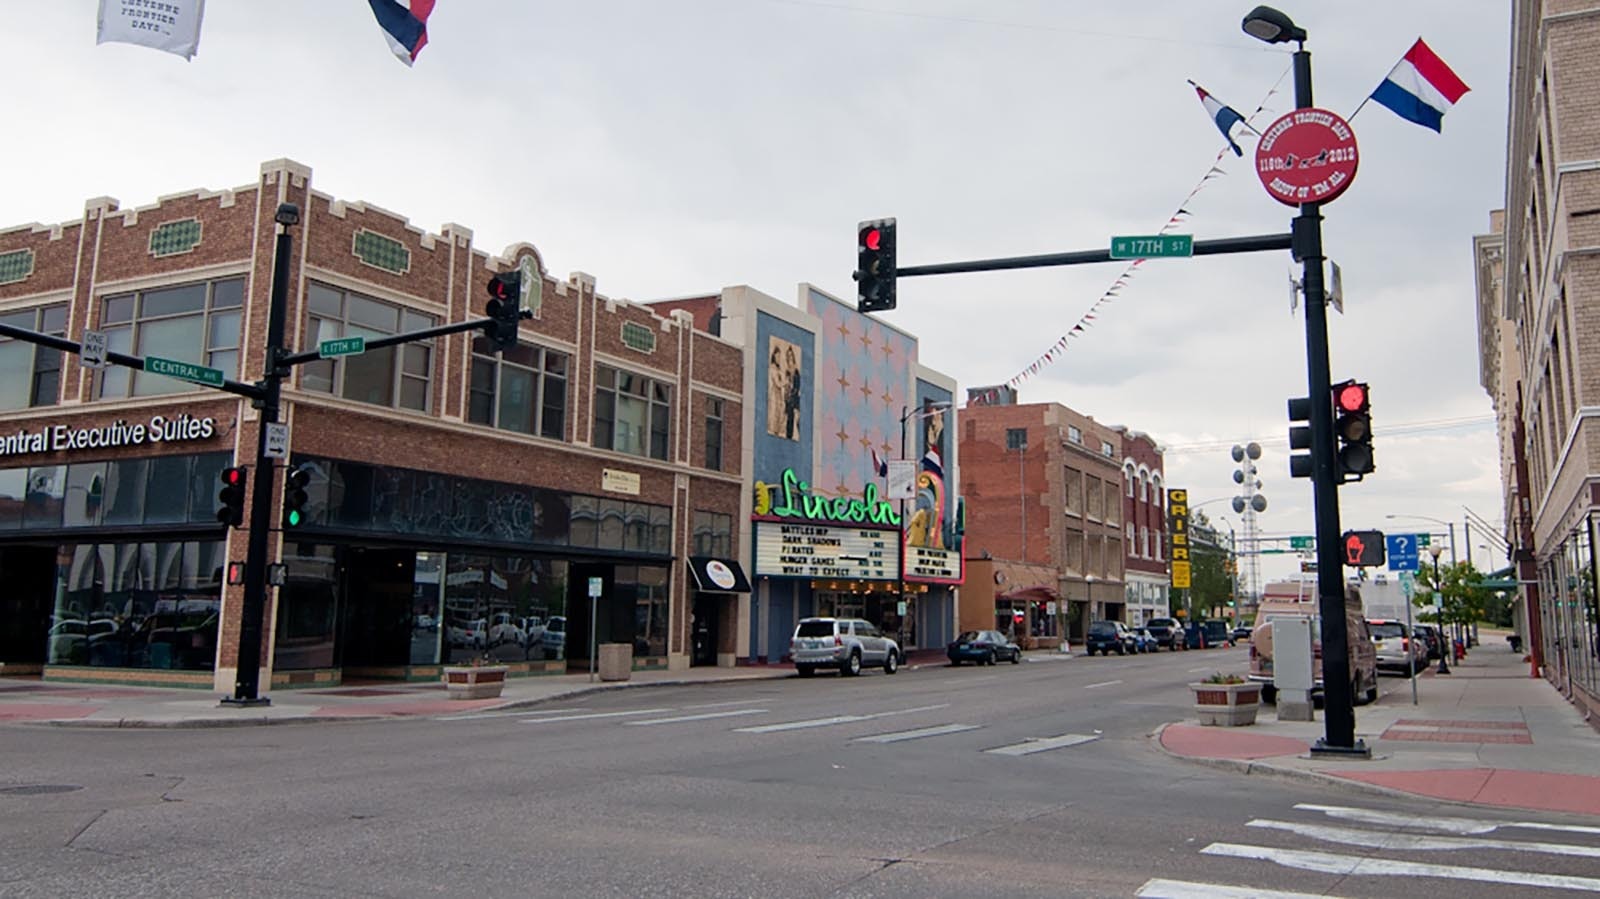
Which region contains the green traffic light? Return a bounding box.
[286,509,302,527]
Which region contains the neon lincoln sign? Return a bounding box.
[753,468,900,527]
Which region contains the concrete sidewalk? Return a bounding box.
[0,648,1058,728]
[1157,632,1600,818]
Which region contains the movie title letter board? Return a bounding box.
[754,521,899,581]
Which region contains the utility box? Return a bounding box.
[1275,616,1315,722]
[598,643,633,682]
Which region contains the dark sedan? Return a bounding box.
[947,630,1022,666]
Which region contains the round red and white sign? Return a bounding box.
[1254,107,1359,207]
[705,559,737,590]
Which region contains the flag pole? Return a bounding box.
[1348,94,1375,122]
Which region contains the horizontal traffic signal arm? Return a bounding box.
[278,313,528,368]
[892,232,1292,278]
[0,321,265,402]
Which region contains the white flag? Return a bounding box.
[97,0,206,61]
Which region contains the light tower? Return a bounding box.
[1231,443,1268,606]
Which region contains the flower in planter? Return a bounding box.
[1201,672,1245,685]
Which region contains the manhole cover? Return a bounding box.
[0,785,82,796]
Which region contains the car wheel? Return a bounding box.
[950,658,961,667]
[884,651,899,674]
[796,665,815,678]
[987,650,997,666]
[843,651,861,677]
[1365,677,1379,705]
[1116,644,1126,656]
[1261,684,1277,704]
[1011,648,1021,664]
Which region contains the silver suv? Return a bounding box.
[791,617,901,677]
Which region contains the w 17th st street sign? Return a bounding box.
[1256,108,1359,207]
[1110,234,1193,259]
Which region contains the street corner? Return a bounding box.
[1326,767,1600,818]
[1158,721,1313,761]
[0,702,100,724]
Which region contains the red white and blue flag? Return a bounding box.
[869,448,889,478]
[1190,81,1247,156]
[368,0,435,66]
[1369,38,1470,133]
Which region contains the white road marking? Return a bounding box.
[1136,878,1341,899]
[734,703,948,734]
[681,699,767,710]
[1248,818,1600,858]
[1201,842,1600,892]
[520,708,673,724]
[1188,666,1219,673]
[854,724,980,744]
[984,733,1099,756]
[1295,803,1600,837]
[1084,679,1122,689]
[624,708,769,726]
[436,706,588,721]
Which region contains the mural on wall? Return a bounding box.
[806,289,917,497]
[766,336,802,441]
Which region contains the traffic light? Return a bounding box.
[282,464,312,529]
[1332,380,1375,481]
[483,270,522,352]
[1286,395,1316,478]
[855,218,897,313]
[1341,529,1386,567]
[216,466,247,528]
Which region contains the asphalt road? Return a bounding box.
[4,646,1598,898]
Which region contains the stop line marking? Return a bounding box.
[984,733,1100,756]
[625,709,769,726]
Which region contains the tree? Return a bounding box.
[1188,511,1234,619]
[1412,560,1490,643]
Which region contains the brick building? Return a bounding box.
[1476,0,1600,720]
[1115,427,1169,625]
[0,159,748,690]
[959,395,1125,643]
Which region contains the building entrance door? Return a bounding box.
[691,594,719,666]
[339,547,415,674]
[0,545,56,668]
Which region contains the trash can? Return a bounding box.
[598,643,633,682]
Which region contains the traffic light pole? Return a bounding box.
[1290,46,1365,758]
[222,203,299,706]
[892,233,1291,279]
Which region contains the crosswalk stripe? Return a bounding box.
[1294,803,1600,837]
[1248,818,1600,858]
[520,708,672,724]
[734,703,949,734]
[1201,842,1600,892]
[1084,679,1122,689]
[854,724,979,744]
[984,733,1099,756]
[624,708,769,726]
[1135,878,1342,898]
[437,706,589,721]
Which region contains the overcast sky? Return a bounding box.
[8,2,1511,586]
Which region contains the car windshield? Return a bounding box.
[955,631,982,642]
[796,621,835,638]
[1369,622,1404,639]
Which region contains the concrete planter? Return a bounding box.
[442,665,509,700]
[1190,681,1261,726]
[598,643,633,682]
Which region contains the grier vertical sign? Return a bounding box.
[1168,488,1191,589]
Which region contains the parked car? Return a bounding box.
[1248,586,1379,706]
[1231,625,1253,643]
[1203,620,1234,647]
[1367,619,1428,674]
[1411,623,1443,661]
[947,630,1022,666]
[447,617,488,650]
[541,616,566,659]
[488,612,525,648]
[1132,627,1160,653]
[1184,622,1230,649]
[1085,620,1137,656]
[791,617,901,677]
[1144,617,1185,651]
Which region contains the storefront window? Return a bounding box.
[274,543,339,671]
[49,540,221,670]
[24,465,64,529]
[633,565,669,658]
[441,553,545,665]
[0,467,24,530]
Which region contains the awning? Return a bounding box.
[686,556,752,593]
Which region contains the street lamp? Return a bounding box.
[1085,574,1097,637]
[1385,513,1457,565]
[1242,6,1365,758]
[1428,543,1451,674]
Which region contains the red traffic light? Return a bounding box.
[862,228,881,251]
[1335,382,1368,413]
[224,467,245,486]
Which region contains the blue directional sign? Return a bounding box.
[1386,533,1421,571]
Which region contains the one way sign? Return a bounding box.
[1386,532,1421,571]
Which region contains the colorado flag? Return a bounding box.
[1370,38,1470,133]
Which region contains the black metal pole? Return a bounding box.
[1293,46,1363,757]
[895,233,1292,279]
[223,203,297,706]
[1435,552,1451,674]
[898,406,908,648]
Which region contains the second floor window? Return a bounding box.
[100,279,242,398]
[692,510,733,556]
[468,337,567,440]
[705,397,724,471]
[593,365,671,460]
[301,282,435,412]
[0,303,66,410]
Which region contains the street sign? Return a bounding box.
[1417,533,1431,547]
[1399,571,1416,600]
[144,355,223,387]
[264,422,289,460]
[1110,234,1193,259]
[1289,535,1315,550]
[1385,532,1420,572]
[587,576,603,598]
[1255,108,1359,207]
[886,460,916,500]
[318,336,366,358]
[80,329,108,369]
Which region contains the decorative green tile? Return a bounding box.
[353,229,410,274]
[149,218,201,257]
[621,321,656,354]
[0,249,33,285]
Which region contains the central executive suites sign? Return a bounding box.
[0,412,218,459]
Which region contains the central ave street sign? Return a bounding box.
[144,355,223,387]
[1110,234,1193,259]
